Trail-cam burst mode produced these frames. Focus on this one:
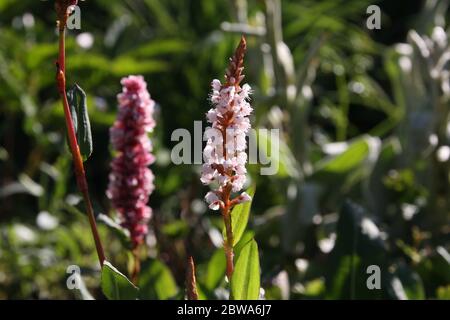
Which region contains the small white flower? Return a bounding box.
[205,192,222,210]
[211,79,222,91]
[240,84,252,98]
[205,191,218,203]
[200,165,216,185]
[236,192,252,204]
[231,174,246,192]
[206,109,217,122]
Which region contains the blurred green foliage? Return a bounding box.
[0,0,449,299]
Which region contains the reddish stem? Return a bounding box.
[56,24,105,267]
[222,202,234,280]
[131,248,141,285]
[221,122,234,280]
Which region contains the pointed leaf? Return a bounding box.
[205,248,226,290]
[256,129,300,178]
[223,186,255,247]
[101,261,139,300]
[98,214,132,249]
[67,84,93,161]
[231,238,260,300]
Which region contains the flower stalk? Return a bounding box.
[54,0,105,266]
[201,36,253,280]
[222,205,234,279]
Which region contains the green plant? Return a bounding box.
[0,0,448,301]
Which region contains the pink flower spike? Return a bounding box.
[107,75,156,249]
[201,36,252,212]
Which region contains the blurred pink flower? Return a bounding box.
[107,75,156,248]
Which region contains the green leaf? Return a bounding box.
[138,259,178,300]
[255,129,300,178]
[393,263,425,300]
[311,136,380,205]
[66,84,93,161]
[143,0,178,34]
[0,147,8,161]
[437,285,450,300]
[326,201,389,299]
[234,231,256,259]
[222,186,255,247]
[303,278,326,297]
[129,39,189,58]
[314,139,370,175]
[231,238,260,300]
[367,138,401,217]
[101,261,139,300]
[98,214,132,249]
[205,249,226,290]
[327,255,361,299]
[162,220,190,238]
[111,56,168,76]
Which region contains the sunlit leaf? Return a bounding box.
[101,261,139,300]
[205,248,226,290]
[231,238,260,300]
[222,186,255,247]
[139,259,178,300]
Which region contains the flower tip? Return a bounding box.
[120,75,147,92]
[240,35,247,50]
[225,36,248,86]
[211,79,222,91]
